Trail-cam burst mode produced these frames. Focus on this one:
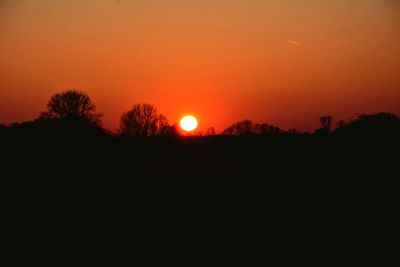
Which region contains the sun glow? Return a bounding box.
[180,115,198,132]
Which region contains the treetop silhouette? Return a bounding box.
[335,112,400,133]
[222,120,283,136]
[40,89,102,124]
[119,103,177,136]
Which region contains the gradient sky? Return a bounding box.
[1,0,399,132]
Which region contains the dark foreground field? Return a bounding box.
[1,117,398,266]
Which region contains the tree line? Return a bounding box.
[1,89,399,136]
[39,89,178,137]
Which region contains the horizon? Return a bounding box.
[1,0,400,132]
[0,89,398,134]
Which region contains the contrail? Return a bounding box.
[288,40,302,46]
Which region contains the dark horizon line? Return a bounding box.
[1,111,399,135]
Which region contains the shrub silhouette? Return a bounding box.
[41,89,101,124]
[222,120,254,136]
[253,123,283,135]
[334,112,400,134]
[222,120,283,136]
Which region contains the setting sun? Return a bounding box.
[180,115,198,132]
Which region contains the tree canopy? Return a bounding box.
[41,89,101,124]
[119,103,172,136]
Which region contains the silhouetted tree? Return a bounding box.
[335,113,400,134]
[222,120,254,136]
[336,120,347,129]
[204,127,216,136]
[119,104,159,136]
[288,128,301,135]
[239,120,253,135]
[157,115,179,136]
[222,126,234,136]
[254,123,283,135]
[157,114,169,135]
[319,116,333,132]
[222,120,284,136]
[41,89,101,124]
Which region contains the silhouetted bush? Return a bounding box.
[253,123,283,135]
[222,120,254,135]
[288,128,303,135]
[334,112,400,134]
[7,117,106,140]
[222,120,283,136]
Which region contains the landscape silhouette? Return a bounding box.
[1,90,399,266]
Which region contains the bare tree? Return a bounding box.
[119,104,159,136]
[157,114,169,135]
[204,127,216,136]
[254,123,283,135]
[157,114,178,136]
[223,120,285,136]
[222,120,254,136]
[42,89,101,123]
[222,126,234,136]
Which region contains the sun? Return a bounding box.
[180,115,198,132]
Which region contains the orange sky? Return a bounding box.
[1,0,399,132]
